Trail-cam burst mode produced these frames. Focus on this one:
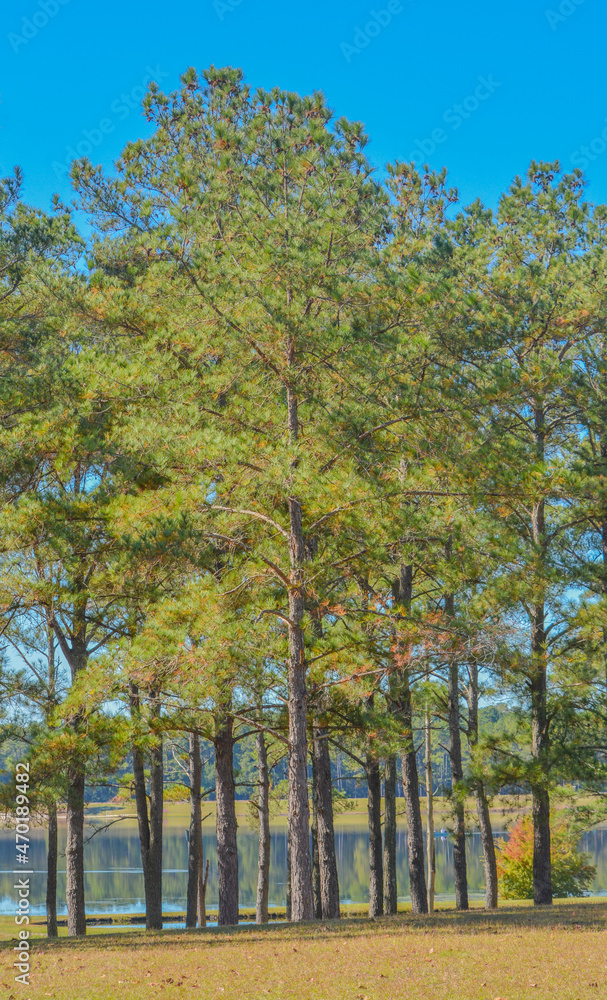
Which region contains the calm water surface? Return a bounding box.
[1,820,606,916]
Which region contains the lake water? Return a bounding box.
[1,820,606,917]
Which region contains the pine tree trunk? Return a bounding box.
[366,754,384,917]
[147,731,164,930]
[383,756,397,915]
[286,829,292,921]
[131,737,151,924]
[424,700,436,914]
[476,787,498,908]
[531,595,552,905]
[530,490,552,908]
[286,383,314,922]
[287,636,313,922]
[532,782,552,904]
[399,733,427,915]
[287,497,314,922]
[256,731,271,924]
[530,412,552,906]
[130,686,163,931]
[54,606,89,937]
[198,858,209,927]
[466,662,498,909]
[65,764,86,936]
[311,753,322,919]
[446,619,468,912]
[215,713,239,925]
[393,564,428,915]
[46,801,58,938]
[312,724,340,919]
[65,685,86,937]
[45,614,59,938]
[186,732,202,928]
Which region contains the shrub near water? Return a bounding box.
[496,816,596,899]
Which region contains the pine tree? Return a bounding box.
[73,66,389,920]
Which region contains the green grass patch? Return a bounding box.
[2,898,606,999]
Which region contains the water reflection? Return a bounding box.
[1,824,606,916]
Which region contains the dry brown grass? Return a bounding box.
[2,900,606,1000]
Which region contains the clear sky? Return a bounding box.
[1,0,606,215]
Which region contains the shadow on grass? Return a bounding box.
[4,900,607,954]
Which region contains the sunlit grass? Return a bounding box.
[1,899,606,1000]
[4,793,599,837]
[81,794,541,832]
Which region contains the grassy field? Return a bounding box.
[2,899,607,1000]
[9,793,588,835]
[82,795,533,832]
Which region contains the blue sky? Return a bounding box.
[1,0,606,215]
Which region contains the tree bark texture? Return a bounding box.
[311,753,322,919]
[62,637,88,938]
[476,788,498,909]
[131,700,164,932]
[466,662,498,909]
[44,614,58,937]
[312,724,340,919]
[530,408,553,906]
[393,564,428,915]
[46,801,58,938]
[129,684,163,930]
[215,713,239,925]
[366,754,383,917]
[399,735,427,915]
[186,732,203,928]
[198,859,209,928]
[256,731,271,924]
[287,492,314,921]
[65,764,86,936]
[147,731,164,929]
[531,589,552,905]
[445,607,468,912]
[424,700,436,914]
[383,756,397,915]
[286,829,292,921]
[286,380,314,922]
